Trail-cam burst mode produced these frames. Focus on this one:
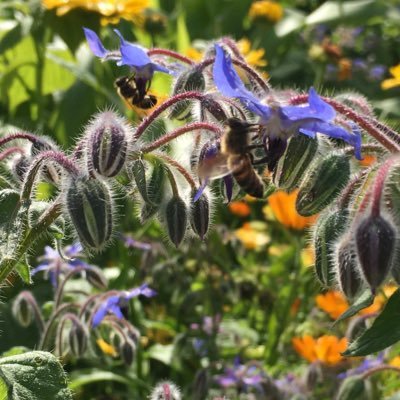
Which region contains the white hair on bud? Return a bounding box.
[149,381,181,400]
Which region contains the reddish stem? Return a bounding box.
[141,122,222,153]
[0,132,39,148]
[289,94,400,153]
[0,146,25,161]
[148,48,194,65]
[134,91,205,139]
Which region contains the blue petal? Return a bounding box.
[114,29,151,68]
[109,304,124,319]
[299,121,362,160]
[223,175,234,202]
[31,262,50,276]
[213,44,271,119]
[193,180,208,202]
[92,295,119,327]
[83,27,108,58]
[280,88,335,122]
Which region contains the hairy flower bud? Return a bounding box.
[69,319,88,357]
[12,155,30,182]
[335,235,364,299]
[200,94,228,122]
[120,339,136,366]
[169,67,206,120]
[314,207,349,287]
[86,111,129,178]
[336,376,371,400]
[165,195,188,247]
[296,153,350,216]
[190,189,210,240]
[66,176,114,251]
[150,381,181,400]
[12,291,35,327]
[193,369,209,400]
[86,266,108,290]
[31,137,62,184]
[273,134,318,191]
[355,214,396,293]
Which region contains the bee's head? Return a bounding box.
[226,117,256,132]
[114,76,130,88]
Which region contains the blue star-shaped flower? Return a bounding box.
[83,27,170,84]
[32,243,89,287]
[92,284,156,327]
[213,44,362,160]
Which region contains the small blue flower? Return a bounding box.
[92,284,156,327]
[338,353,384,379]
[213,44,362,160]
[83,27,170,83]
[33,243,89,287]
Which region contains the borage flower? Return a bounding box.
[83,28,170,98]
[213,44,362,160]
[92,284,156,327]
[32,242,90,287]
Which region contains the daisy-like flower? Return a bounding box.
[381,63,400,90]
[32,242,90,287]
[83,27,170,99]
[234,222,270,250]
[213,44,362,160]
[228,200,251,217]
[92,284,156,327]
[43,0,148,26]
[292,335,347,366]
[248,0,283,23]
[265,189,318,230]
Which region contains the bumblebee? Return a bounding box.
[198,118,265,198]
[115,76,157,110]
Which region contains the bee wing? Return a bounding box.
[197,153,232,181]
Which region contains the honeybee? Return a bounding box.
[115,76,157,109]
[198,118,265,198]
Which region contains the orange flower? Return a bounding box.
[235,222,269,250]
[359,154,376,167]
[389,356,400,368]
[229,201,251,217]
[265,190,317,230]
[338,58,352,81]
[237,38,268,68]
[292,335,347,365]
[316,291,349,319]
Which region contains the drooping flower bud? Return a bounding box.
[140,161,165,222]
[355,214,396,293]
[69,319,88,357]
[65,176,114,251]
[335,234,364,300]
[86,111,130,178]
[336,376,371,400]
[190,189,210,240]
[12,155,30,182]
[169,67,206,120]
[120,339,136,366]
[12,291,36,327]
[273,134,318,191]
[200,94,228,122]
[86,266,108,290]
[296,153,350,216]
[165,195,188,247]
[314,207,349,287]
[192,369,209,400]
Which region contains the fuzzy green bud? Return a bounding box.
[296,153,350,216]
[336,376,370,400]
[120,339,136,366]
[165,195,188,247]
[273,134,318,191]
[335,235,364,299]
[66,176,113,251]
[12,291,35,327]
[86,112,129,178]
[355,214,396,293]
[169,67,205,120]
[314,207,349,287]
[190,190,210,240]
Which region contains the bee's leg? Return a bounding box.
[245,144,264,151]
[251,156,269,166]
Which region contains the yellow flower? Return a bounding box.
[96,338,118,357]
[292,335,347,365]
[237,38,268,68]
[248,1,283,23]
[42,0,148,26]
[235,222,269,250]
[228,201,251,217]
[185,47,204,62]
[265,190,318,230]
[389,356,400,368]
[381,64,400,90]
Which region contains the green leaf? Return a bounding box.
[305,0,386,25]
[15,261,31,285]
[176,11,190,53]
[0,351,73,400]
[333,289,374,326]
[69,370,131,391]
[0,16,33,54]
[343,289,400,356]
